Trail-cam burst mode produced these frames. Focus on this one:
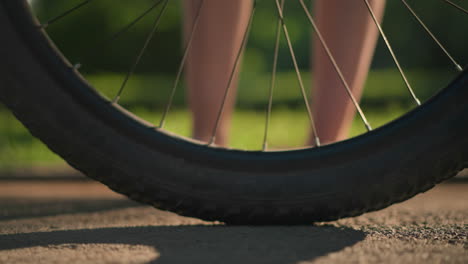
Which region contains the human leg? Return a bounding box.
[184,0,252,146]
[311,0,386,144]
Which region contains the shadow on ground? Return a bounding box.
[0,197,366,263]
[0,225,365,264]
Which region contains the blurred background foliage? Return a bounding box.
[28,0,468,110]
[1,0,467,169]
[32,0,467,73]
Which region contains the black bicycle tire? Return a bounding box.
[0,0,467,224]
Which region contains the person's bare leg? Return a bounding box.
[184,0,252,146]
[311,0,385,145]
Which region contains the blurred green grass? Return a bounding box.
[0,69,454,169]
[0,107,407,170]
[86,68,451,109]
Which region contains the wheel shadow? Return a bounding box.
[0,225,365,264]
[0,198,366,263]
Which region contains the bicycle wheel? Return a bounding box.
[0,0,467,224]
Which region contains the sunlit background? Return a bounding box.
[1,0,467,170]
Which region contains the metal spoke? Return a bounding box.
[262,0,285,151]
[299,0,372,132]
[159,0,205,128]
[113,0,170,104]
[74,0,165,70]
[100,0,165,50]
[444,0,468,14]
[40,0,95,28]
[402,0,462,72]
[208,1,257,146]
[362,0,421,105]
[275,0,320,147]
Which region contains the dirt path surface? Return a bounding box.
[0,180,466,264]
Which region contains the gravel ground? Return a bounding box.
[0,180,466,264]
